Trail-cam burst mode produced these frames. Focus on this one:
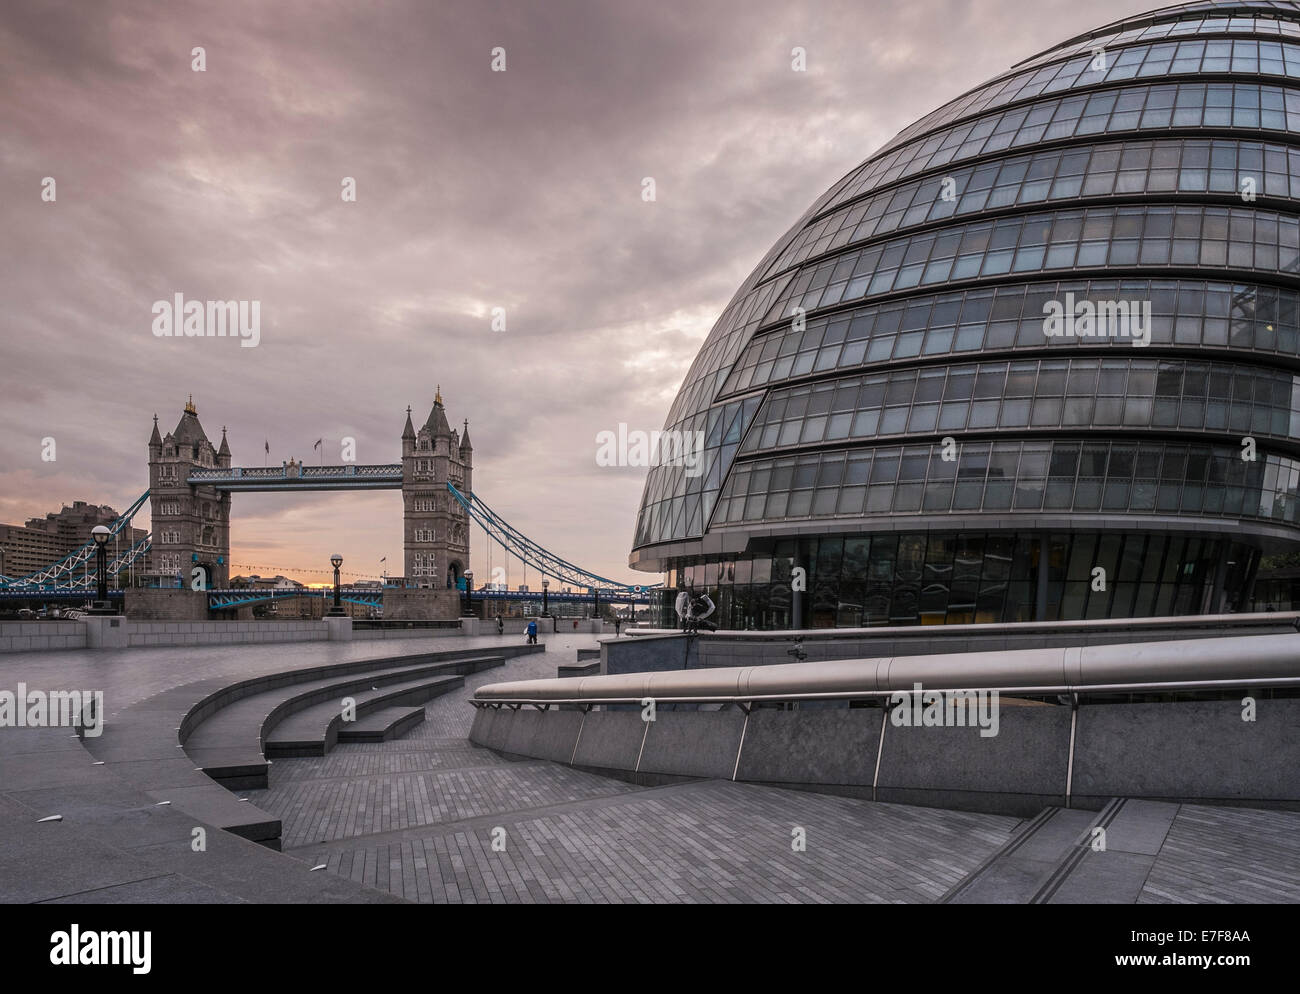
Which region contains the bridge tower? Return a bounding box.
[401,387,472,590]
[148,397,231,589]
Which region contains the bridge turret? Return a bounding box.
[148,397,230,590]
[402,388,471,594]
[401,406,416,457]
[149,414,162,456]
[217,427,231,468]
[460,419,473,494]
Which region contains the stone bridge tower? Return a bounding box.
[401,387,472,590]
[147,397,232,589]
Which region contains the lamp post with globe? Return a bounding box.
[327,553,346,617]
[91,525,111,611]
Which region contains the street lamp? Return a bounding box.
[464,569,474,617]
[328,553,345,616]
[541,578,549,617]
[91,525,110,611]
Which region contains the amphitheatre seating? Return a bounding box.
[81,676,286,846]
[336,705,427,743]
[183,654,504,787]
[86,645,540,851]
[263,672,466,757]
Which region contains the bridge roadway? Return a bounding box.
[2,633,1298,903]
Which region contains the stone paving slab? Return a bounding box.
[0,731,401,903]
[1097,798,1179,856]
[1048,849,1157,904]
[40,873,242,905]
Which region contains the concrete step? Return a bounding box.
[185,655,503,787]
[337,706,427,743]
[265,677,458,757]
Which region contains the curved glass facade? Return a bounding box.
[632,1,1300,628]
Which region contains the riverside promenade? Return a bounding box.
[3,626,1297,903]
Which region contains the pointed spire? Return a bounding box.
[149,414,162,447]
[424,390,450,436]
[460,419,472,450]
[218,426,231,457]
[185,394,196,416]
[402,405,416,439]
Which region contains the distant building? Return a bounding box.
[229,574,304,590]
[632,1,1300,627]
[0,500,149,581]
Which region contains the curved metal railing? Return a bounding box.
[471,631,1300,706]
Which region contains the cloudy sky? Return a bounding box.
[0,0,1154,585]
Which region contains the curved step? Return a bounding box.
[264,675,462,757]
[337,705,426,743]
[184,655,504,787]
[79,677,286,848]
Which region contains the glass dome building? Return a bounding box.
[631,0,1300,629]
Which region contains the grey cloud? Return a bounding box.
[0,0,1149,580]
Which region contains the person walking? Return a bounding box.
[526,618,538,645]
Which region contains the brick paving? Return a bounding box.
[250,760,639,848]
[1137,803,1300,904]
[253,638,1025,902]
[9,631,1294,903]
[292,779,1017,904]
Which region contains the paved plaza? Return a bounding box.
[2,631,1298,903]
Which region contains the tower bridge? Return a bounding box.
[0,388,655,614]
[146,389,473,596]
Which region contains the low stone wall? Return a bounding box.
[353,626,462,640]
[126,619,326,647]
[0,621,86,653]
[470,697,1300,817]
[486,617,536,635]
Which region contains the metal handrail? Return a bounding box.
[624,610,1300,641]
[470,677,1300,708]
[471,632,1300,705]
